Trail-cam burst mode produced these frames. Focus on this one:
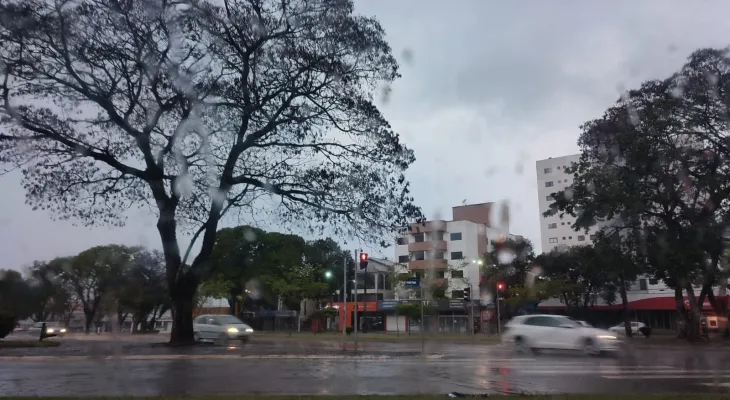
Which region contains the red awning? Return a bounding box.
[538,296,727,311]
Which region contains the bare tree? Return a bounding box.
[0,0,422,344]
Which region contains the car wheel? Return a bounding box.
[240,337,249,344]
[216,333,229,346]
[581,338,601,357]
[513,336,533,354]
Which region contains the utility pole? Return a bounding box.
[362,252,368,334]
[420,286,425,354]
[353,249,359,352]
[342,256,347,337]
[496,293,501,335]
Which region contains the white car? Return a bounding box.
[193,314,254,345]
[502,314,621,356]
[608,321,646,336]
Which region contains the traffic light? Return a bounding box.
[496,282,505,293]
[359,252,369,270]
[463,286,471,302]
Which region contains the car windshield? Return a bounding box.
[217,315,244,325]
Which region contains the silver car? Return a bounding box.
[193,314,254,345]
[27,322,67,337]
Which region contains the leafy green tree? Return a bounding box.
[0,0,423,344]
[25,260,74,323]
[545,48,730,339]
[0,269,36,339]
[52,245,133,333]
[117,249,170,332]
[590,228,645,337]
[480,238,554,313]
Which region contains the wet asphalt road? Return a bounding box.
[2,336,730,396]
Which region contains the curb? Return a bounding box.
[0,354,398,362]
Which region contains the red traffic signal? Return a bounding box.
[359,252,369,270]
[496,282,505,292]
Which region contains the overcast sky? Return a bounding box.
[2,0,730,269]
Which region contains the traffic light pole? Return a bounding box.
[342,256,347,337]
[363,256,367,334]
[354,249,359,352]
[496,293,501,335]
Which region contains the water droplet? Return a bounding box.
[496,249,515,265]
[244,228,257,242]
[401,48,413,66]
[173,173,194,198]
[381,85,392,104]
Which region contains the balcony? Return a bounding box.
[409,259,448,270]
[408,220,447,233]
[408,240,447,252]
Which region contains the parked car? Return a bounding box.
[193,314,254,345]
[574,320,593,328]
[502,314,621,356]
[608,321,647,336]
[27,322,67,337]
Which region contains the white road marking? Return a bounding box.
[603,374,730,379]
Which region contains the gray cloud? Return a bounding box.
[3,0,730,268]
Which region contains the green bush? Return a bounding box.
[0,270,36,339]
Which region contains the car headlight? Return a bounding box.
[227,327,239,333]
[60,329,67,333]
[47,328,54,333]
[245,328,254,333]
[597,335,617,340]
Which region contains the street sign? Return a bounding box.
[404,277,420,289]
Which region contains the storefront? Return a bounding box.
[376,299,481,333]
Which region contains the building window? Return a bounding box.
[450,251,463,260]
[545,181,554,187]
[436,270,446,278]
[451,270,464,278]
[398,255,409,263]
[451,290,464,299]
[545,195,552,201]
[413,233,424,243]
[490,239,497,245]
[544,167,552,173]
[548,237,558,244]
[450,232,462,241]
[548,223,557,229]
[397,237,407,245]
[589,234,596,241]
[649,278,659,285]
[434,251,445,260]
[561,222,565,225]
[557,166,561,169]
[562,237,566,240]
[412,251,425,260]
[577,235,585,241]
[639,279,648,291]
[429,231,444,241]
[568,236,572,239]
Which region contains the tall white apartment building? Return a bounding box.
[394,202,519,300]
[536,154,601,253]
[536,154,668,293]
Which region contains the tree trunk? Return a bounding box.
[675,286,690,339]
[685,284,702,340]
[169,272,198,345]
[619,275,632,338]
[83,308,94,334]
